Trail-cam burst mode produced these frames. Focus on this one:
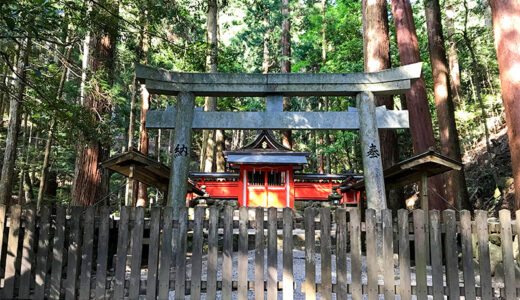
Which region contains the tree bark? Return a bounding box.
[363,0,400,210]
[281,0,292,149]
[489,0,520,210]
[137,85,150,206]
[215,130,225,172]
[202,0,219,172]
[72,0,118,206]
[0,37,30,205]
[425,0,470,210]
[446,3,464,108]
[391,0,448,210]
[322,0,331,174]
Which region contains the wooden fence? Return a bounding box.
[0,204,518,299]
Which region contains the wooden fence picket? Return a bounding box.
[158,206,174,300]
[397,209,411,300]
[65,206,82,300]
[350,208,362,300]
[79,206,95,300]
[3,204,21,299]
[174,207,188,300]
[475,210,492,299]
[413,209,427,299]
[320,207,332,300]
[19,205,36,299]
[365,209,378,300]
[95,206,110,300]
[283,207,294,300]
[50,206,66,300]
[499,209,516,300]
[460,210,476,300]
[267,207,278,300]
[335,208,348,300]
[191,206,205,300]
[238,207,249,300]
[443,209,460,300]
[254,207,265,300]
[146,207,161,300]
[382,209,395,300]
[206,206,219,300]
[35,206,52,300]
[303,207,316,300]
[429,210,444,300]
[113,206,130,300]
[222,206,234,299]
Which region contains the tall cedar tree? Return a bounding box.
[446,3,463,107]
[424,0,470,210]
[137,8,150,207]
[362,0,400,209]
[281,0,292,149]
[489,0,520,211]
[72,1,118,206]
[201,0,219,172]
[0,38,30,205]
[391,0,448,210]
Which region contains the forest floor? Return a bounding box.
[463,122,515,213]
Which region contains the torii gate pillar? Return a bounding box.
[357,91,387,215]
[167,91,195,220]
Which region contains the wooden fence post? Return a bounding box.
[303,207,316,300]
[499,209,516,299]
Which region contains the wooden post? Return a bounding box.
[167,91,195,219]
[126,165,135,206]
[420,172,430,263]
[357,91,387,214]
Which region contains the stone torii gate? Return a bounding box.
[135,63,422,219]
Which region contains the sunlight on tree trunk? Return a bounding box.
[425,0,470,210]
[489,0,520,210]
[391,0,447,210]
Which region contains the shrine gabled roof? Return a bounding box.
[223,130,309,165]
[243,130,292,151]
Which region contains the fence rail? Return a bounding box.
[0,204,518,299]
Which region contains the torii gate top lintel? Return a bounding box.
[135,62,422,97]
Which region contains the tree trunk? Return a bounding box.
[489,0,520,211]
[215,130,225,172]
[425,0,470,210]
[0,37,30,205]
[391,0,448,210]
[281,0,292,149]
[137,85,150,206]
[363,0,401,210]
[72,0,118,206]
[446,3,464,108]
[202,0,219,172]
[0,66,8,125]
[127,8,149,206]
[322,0,331,174]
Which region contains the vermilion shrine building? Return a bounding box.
[190,130,360,208]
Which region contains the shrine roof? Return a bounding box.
[223,130,309,165]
